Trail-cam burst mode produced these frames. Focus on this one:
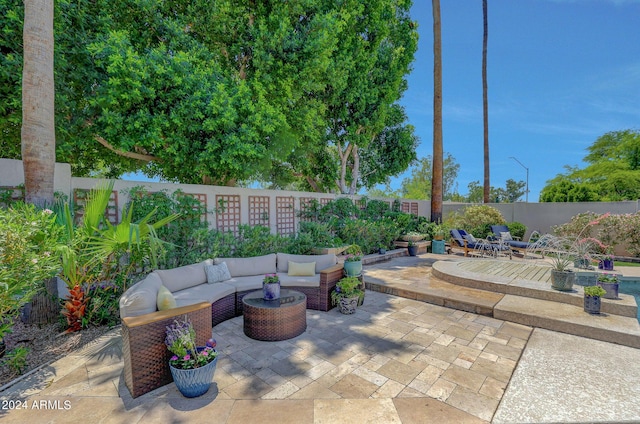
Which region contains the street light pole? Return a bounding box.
[509,156,529,202]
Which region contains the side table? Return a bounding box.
[242,289,307,341]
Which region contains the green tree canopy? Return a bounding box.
[539,130,640,202]
[400,153,459,200]
[1,0,418,190]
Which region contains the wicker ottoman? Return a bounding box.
[242,289,307,341]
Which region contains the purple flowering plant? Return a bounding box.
[165,316,217,370]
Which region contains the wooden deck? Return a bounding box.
[457,259,553,283]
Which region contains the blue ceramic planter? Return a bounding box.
[597,281,619,299]
[584,295,601,314]
[170,349,218,398]
[263,282,280,300]
[598,259,614,271]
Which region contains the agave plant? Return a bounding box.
[55,181,179,332]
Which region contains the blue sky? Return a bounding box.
[396,0,640,201]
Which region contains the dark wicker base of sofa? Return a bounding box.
[212,293,236,327]
[122,302,212,399]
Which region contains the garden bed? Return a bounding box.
[0,318,115,389]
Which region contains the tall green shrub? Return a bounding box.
[0,203,62,339]
[125,187,208,268]
[445,205,506,238]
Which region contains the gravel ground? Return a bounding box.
[0,318,114,388]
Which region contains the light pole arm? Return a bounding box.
[509,156,529,202]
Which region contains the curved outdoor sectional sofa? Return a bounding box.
[119,252,344,398]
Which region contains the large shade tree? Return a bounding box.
[292,0,418,194]
[1,0,418,191]
[430,0,443,222]
[21,0,55,206]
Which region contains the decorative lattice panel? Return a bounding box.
[276,196,295,235]
[216,195,241,235]
[249,196,270,227]
[400,201,419,216]
[299,197,315,222]
[73,189,119,225]
[356,198,367,210]
[320,198,332,206]
[178,193,207,223]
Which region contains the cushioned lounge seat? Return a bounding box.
[450,229,511,258]
[489,225,544,258]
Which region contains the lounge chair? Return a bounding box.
[449,229,511,258]
[489,225,544,258]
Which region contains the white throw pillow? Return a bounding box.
[205,262,232,284]
[157,285,177,311]
[500,231,513,241]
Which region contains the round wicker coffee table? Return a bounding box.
[242,289,307,341]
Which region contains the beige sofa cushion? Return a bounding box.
[119,272,163,318]
[278,273,320,288]
[215,253,276,277]
[226,276,264,292]
[172,282,236,307]
[156,261,207,292]
[276,253,336,273]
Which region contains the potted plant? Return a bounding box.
[596,272,619,299]
[407,240,419,256]
[263,273,281,300]
[378,246,387,255]
[598,253,615,271]
[433,224,446,241]
[584,285,607,314]
[548,248,576,291]
[331,276,364,314]
[541,236,577,291]
[165,316,219,398]
[343,244,363,277]
[401,231,425,242]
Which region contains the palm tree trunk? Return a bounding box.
[431,0,443,222]
[22,0,55,207]
[482,0,490,203]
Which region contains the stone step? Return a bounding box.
[365,274,504,317]
[363,255,640,348]
[432,260,638,318]
[494,295,640,349]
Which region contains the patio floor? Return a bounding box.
[1,253,640,423]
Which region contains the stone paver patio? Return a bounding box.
[2,254,640,423]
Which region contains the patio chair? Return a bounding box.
[489,225,544,258]
[449,229,511,258]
